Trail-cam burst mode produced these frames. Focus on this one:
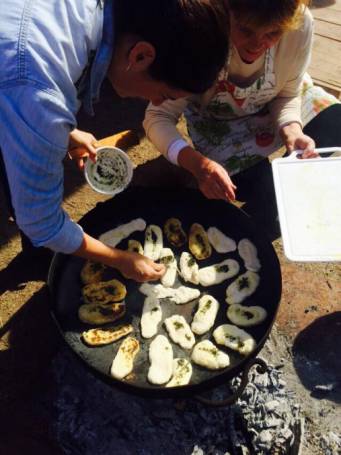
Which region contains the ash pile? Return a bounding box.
[227,365,304,455]
[50,348,316,455]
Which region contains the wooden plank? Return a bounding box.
[311,3,341,24]
[310,2,341,94]
[314,19,341,41]
[309,34,341,92]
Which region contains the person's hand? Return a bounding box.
[281,122,317,159]
[68,128,98,170]
[178,147,237,201]
[114,250,166,282]
[195,157,237,201]
[75,234,166,283]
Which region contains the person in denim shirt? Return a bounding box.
[0,0,230,282]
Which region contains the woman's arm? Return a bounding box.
[143,98,236,201]
[178,146,236,200]
[143,97,190,159]
[269,8,315,156]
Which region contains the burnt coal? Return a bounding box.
[49,348,318,455]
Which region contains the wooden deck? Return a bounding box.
[310,0,341,97]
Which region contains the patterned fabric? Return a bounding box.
[186,71,339,176]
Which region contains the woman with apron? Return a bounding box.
[143,0,341,235]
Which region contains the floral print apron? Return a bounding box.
[185,47,339,176]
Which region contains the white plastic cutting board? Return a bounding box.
[272,148,341,262]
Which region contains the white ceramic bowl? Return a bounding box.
[84,146,133,195]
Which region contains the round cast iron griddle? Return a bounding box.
[48,188,282,398]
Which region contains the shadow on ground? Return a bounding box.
[292,311,341,404]
[0,285,62,454]
[0,249,53,294]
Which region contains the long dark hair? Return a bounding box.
[114,0,230,94]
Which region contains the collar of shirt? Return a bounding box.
[82,0,115,115]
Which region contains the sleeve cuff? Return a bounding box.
[167,139,189,165]
[278,119,303,131]
[37,217,84,254]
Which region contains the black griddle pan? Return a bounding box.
[48,188,281,399]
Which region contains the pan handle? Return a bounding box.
[195,358,267,408]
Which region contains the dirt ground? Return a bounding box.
[0,81,340,454]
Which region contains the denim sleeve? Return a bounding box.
[0,82,84,254]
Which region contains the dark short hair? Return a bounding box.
[114,0,230,94]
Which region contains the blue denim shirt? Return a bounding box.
[0,0,114,253]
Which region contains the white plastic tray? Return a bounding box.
[271,147,341,262]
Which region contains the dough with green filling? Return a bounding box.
[82,279,127,305]
[225,271,260,305]
[127,239,144,255]
[148,335,173,385]
[166,358,192,387]
[159,248,177,287]
[80,260,107,285]
[227,303,267,327]
[213,324,256,355]
[139,283,200,305]
[140,296,162,339]
[78,302,125,325]
[164,315,195,350]
[189,223,212,260]
[180,251,199,285]
[144,224,163,261]
[198,259,239,287]
[111,337,140,379]
[164,218,187,247]
[82,324,133,346]
[191,340,230,370]
[191,295,219,335]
